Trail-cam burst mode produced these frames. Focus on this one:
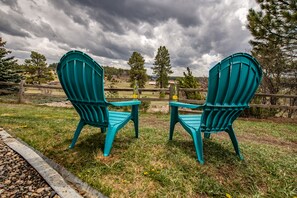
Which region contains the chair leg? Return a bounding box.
[192,129,204,164]
[103,127,117,156]
[69,120,85,149]
[227,126,243,160]
[204,133,211,139]
[101,127,106,133]
[169,106,178,140]
[132,105,139,138]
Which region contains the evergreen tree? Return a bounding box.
[0,37,22,94]
[128,51,148,88]
[152,46,173,88]
[23,51,54,84]
[48,63,58,70]
[178,67,201,100]
[247,0,297,100]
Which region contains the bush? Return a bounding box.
[140,98,151,112]
[159,91,165,99]
[240,97,277,118]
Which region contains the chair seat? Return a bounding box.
[179,114,201,130]
[109,111,131,127]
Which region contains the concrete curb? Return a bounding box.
[0,129,106,198]
[29,142,107,198]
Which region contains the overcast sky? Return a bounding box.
[0,0,258,76]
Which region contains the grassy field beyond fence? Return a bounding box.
[0,103,296,197]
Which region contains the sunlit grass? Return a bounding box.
[0,103,296,197]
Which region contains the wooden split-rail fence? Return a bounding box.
[0,81,297,111]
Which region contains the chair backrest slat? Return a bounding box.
[57,50,109,127]
[201,53,262,132]
[73,61,83,100]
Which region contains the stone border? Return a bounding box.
[0,129,106,198]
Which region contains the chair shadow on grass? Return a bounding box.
[167,136,242,165]
[62,128,137,162]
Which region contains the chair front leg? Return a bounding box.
[169,106,179,140]
[103,126,117,156]
[192,129,204,164]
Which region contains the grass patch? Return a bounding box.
[0,103,296,197]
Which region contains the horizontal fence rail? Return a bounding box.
[0,81,297,111]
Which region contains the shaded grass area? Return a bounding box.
[0,103,296,197]
[0,93,67,104]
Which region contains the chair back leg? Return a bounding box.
[204,133,211,139]
[226,126,243,160]
[101,127,106,133]
[69,120,85,149]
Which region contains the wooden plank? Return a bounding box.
[24,84,62,90]
[107,98,169,102]
[0,81,19,86]
[250,104,297,110]
[0,89,15,94]
[254,93,297,98]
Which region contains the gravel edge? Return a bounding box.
[0,129,106,198]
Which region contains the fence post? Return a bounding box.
[169,83,179,112]
[18,80,25,104]
[169,83,179,101]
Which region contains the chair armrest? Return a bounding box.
[109,100,141,107]
[169,101,204,109]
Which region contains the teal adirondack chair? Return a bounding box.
[169,53,262,164]
[57,50,140,156]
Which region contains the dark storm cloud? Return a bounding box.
[0,10,30,37]
[173,57,193,67]
[29,20,58,40]
[0,8,58,40]
[0,0,20,12]
[57,0,202,33]
[49,1,90,28]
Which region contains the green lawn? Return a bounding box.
[0,103,296,197]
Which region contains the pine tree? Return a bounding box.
[247,0,297,99]
[152,46,173,88]
[0,37,22,94]
[48,63,58,71]
[178,67,201,100]
[128,51,148,88]
[23,51,54,84]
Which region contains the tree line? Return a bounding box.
[0,38,55,93]
[0,38,201,99]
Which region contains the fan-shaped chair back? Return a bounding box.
[57,50,108,127]
[201,53,262,132]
